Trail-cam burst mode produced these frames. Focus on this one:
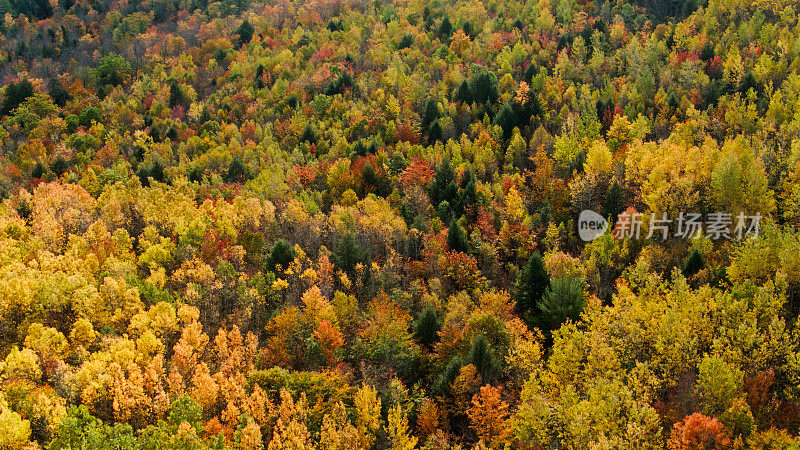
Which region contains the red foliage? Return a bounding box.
[669,413,732,450]
[395,122,420,144]
[292,164,318,189]
[400,157,434,188]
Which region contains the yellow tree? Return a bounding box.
[387,405,417,450]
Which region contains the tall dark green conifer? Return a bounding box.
[514,252,550,323]
[447,218,469,253]
[413,306,441,348]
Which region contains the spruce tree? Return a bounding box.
[538,275,586,332]
[413,306,441,348]
[468,334,500,382]
[453,79,472,104]
[266,239,296,273]
[682,249,705,278]
[447,218,469,253]
[514,252,550,323]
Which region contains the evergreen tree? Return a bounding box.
[225,157,248,183]
[453,79,473,104]
[447,218,469,253]
[433,356,463,396]
[683,249,705,278]
[1,79,33,116]
[428,120,442,143]
[31,161,46,179]
[398,34,413,49]
[413,306,440,348]
[457,169,477,218]
[430,159,457,206]
[48,78,70,107]
[333,234,370,280]
[299,124,317,144]
[235,20,254,47]
[169,81,187,109]
[470,72,499,105]
[468,334,500,382]
[50,156,69,177]
[438,17,453,40]
[603,180,624,223]
[514,252,550,323]
[494,103,516,140]
[266,239,296,273]
[421,98,439,133]
[538,275,586,332]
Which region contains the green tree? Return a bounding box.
[225,157,249,183]
[468,334,500,382]
[421,98,439,133]
[538,275,587,332]
[235,19,254,47]
[682,249,705,278]
[266,238,296,273]
[453,79,473,103]
[1,79,34,116]
[413,306,440,348]
[447,218,469,253]
[332,234,370,280]
[514,252,550,323]
[495,103,516,140]
[470,72,499,105]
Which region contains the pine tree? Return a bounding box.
[603,180,624,223]
[235,20,254,47]
[468,334,500,382]
[470,72,499,105]
[332,234,370,280]
[514,252,550,323]
[495,103,516,140]
[413,306,440,348]
[225,158,249,183]
[430,159,457,206]
[538,275,586,332]
[447,218,469,253]
[266,239,296,273]
[454,79,472,104]
[421,98,439,133]
[299,124,317,144]
[438,17,453,40]
[683,249,705,278]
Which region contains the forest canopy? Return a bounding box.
[0,0,799,448]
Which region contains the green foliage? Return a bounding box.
[447,218,469,253]
[468,333,500,382]
[495,103,516,140]
[224,157,249,183]
[453,79,473,103]
[695,356,744,416]
[235,19,254,47]
[266,238,295,273]
[514,252,550,323]
[332,234,370,281]
[1,80,33,116]
[96,53,131,88]
[421,98,439,134]
[537,275,587,332]
[413,306,440,348]
[79,107,102,128]
[470,72,499,105]
[682,249,705,278]
[398,34,413,50]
